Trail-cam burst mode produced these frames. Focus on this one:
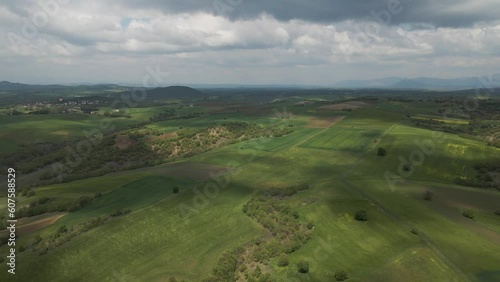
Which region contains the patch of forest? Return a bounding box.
[50,122,293,183]
[203,183,312,282]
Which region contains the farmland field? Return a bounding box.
[0,114,140,145]
[300,127,382,152]
[0,89,499,282]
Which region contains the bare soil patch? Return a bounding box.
[115,135,137,150]
[149,131,177,142]
[17,212,66,236]
[305,116,345,128]
[294,101,314,106]
[210,105,254,114]
[319,101,370,111]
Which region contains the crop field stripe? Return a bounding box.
[341,124,397,178]
[342,180,472,282]
[335,122,472,281]
[299,128,382,152]
[235,122,335,168]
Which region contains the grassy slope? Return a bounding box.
[0,114,139,145]
[225,105,468,281]
[0,177,260,281]
[352,124,499,182]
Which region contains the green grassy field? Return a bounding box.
[346,179,500,281]
[0,140,18,154]
[269,181,461,282]
[0,99,498,282]
[300,127,381,152]
[0,114,140,145]
[350,124,500,183]
[0,183,260,281]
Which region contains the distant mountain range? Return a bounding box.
[0,81,127,92]
[0,81,205,100]
[144,86,204,99]
[334,74,500,90]
[2,75,500,91]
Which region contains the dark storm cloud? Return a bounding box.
[0,0,498,85]
[119,0,499,28]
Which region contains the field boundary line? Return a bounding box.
[341,180,471,282]
[235,121,336,168]
[341,123,397,178]
[337,121,472,281]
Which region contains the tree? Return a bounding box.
[173,186,179,194]
[67,203,81,212]
[463,209,475,220]
[33,234,43,245]
[355,210,368,221]
[39,171,55,180]
[254,265,262,277]
[403,164,411,172]
[278,253,289,267]
[410,228,419,236]
[377,148,387,156]
[334,270,348,281]
[78,196,93,208]
[297,260,309,273]
[422,190,434,201]
[57,225,68,234]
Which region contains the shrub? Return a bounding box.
[377,148,386,156]
[27,190,36,197]
[29,197,52,208]
[403,164,411,172]
[38,248,48,255]
[57,225,68,235]
[410,228,419,236]
[39,171,55,181]
[32,234,43,245]
[422,190,434,201]
[78,196,93,208]
[94,192,103,198]
[0,237,7,247]
[355,210,368,221]
[110,208,131,217]
[297,260,309,273]
[67,203,81,212]
[462,209,475,220]
[168,277,177,282]
[254,265,261,277]
[495,210,500,216]
[278,253,289,267]
[334,270,348,281]
[173,186,179,194]
[239,264,247,273]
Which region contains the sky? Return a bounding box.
[0,0,499,85]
